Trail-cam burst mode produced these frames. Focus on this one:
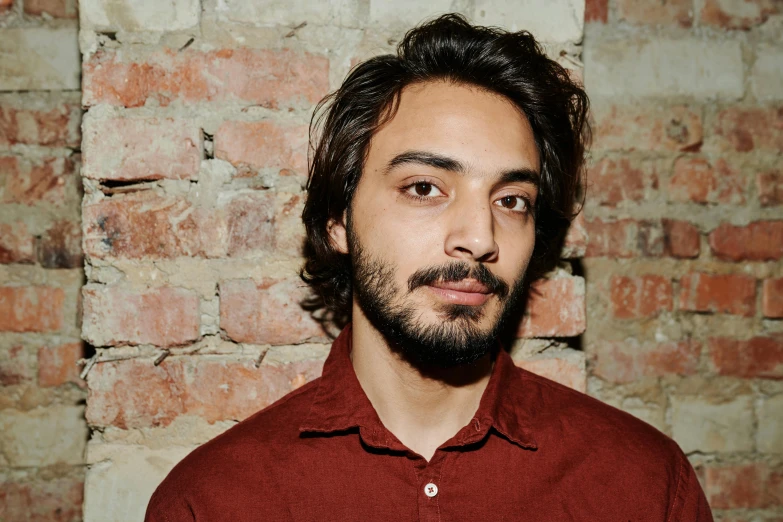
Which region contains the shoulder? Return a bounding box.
[145,378,322,520]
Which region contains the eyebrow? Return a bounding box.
[384,149,540,189]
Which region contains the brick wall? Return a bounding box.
[76,1,587,520]
[0,0,85,521]
[584,0,783,518]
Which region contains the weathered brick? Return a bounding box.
[0,345,34,386]
[610,274,673,319]
[472,0,583,43]
[86,354,326,428]
[671,395,754,453]
[225,191,277,257]
[214,121,308,178]
[679,272,756,316]
[81,0,197,31]
[0,0,11,12]
[518,276,586,338]
[219,278,326,345]
[616,0,693,26]
[662,219,700,258]
[710,335,783,379]
[515,349,586,392]
[701,0,780,30]
[82,284,200,348]
[0,222,35,264]
[592,340,701,384]
[764,278,783,318]
[709,221,783,261]
[38,342,85,387]
[585,218,662,258]
[561,211,587,258]
[752,44,783,102]
[585,0,608,23]
[82,48,329,109]
[83,117,202,181]
[0,286,64,332]
[0,475,83,522]
[37,219,83,269]
[274,192,306,257]
[714,106,783,152]
[219,0,360,28]
[0,156,75,206]
[590,104,703,152]
[0,28,80,90]
[24,0,77,17]
[668,157,745,204]
[0,100,81,147]
[587,157,651,206]
[758,394,783,454]
[705,462,783,509]
[757,171,783,206]
[0,405,88,466]
[585,38,743,100]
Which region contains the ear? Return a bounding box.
[327,213,349,254]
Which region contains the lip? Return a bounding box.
[426,279,491,306]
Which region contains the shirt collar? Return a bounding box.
[299,324,538,452]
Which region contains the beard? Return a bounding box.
[348,221,528,369]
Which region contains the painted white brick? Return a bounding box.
[84,443,195,522]
[474,0,583,43]
[80,0,200,32]
[757,394,783,454]
[0,406,88,467]
[369,0,463,28]
[670,395,754,453]
[0,28,80,91]
[585,38,744,100]
[219,0,365,28]
[751,44,783,102]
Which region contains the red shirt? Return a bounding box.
[146,325,713,521]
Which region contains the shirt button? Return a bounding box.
[424,483,438,498]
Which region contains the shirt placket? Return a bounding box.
[412,451,450,522]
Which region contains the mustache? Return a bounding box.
[407,262,509,299]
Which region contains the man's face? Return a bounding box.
[332,81,540,368]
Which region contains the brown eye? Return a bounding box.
[415,182,433,196]
[501,196,517,208]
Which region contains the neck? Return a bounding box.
[350,310,493,462]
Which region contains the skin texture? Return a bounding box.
[328,80,540,461]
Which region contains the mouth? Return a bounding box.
[426,279,492,306]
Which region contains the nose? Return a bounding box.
[443,192,498,262]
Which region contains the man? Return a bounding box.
[146,14,712,521]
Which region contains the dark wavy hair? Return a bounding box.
[300,13,590,326]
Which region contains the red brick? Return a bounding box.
[0,101,81,147]
[0,345,34,386]
[587,157,651,206]
[757,170,783,206]
[610,275,673,319]
[0,475,83,522]
[220,278,326,345]
[517,276,586,338]
[24,0,77,17]
[591,104,702,152]
[562,210,587,258]
[86,355,325,428]
[83,48,329,109]
[0,286,64,332]
[83,117,202,181]
[714,106,783,152]
[710,335,783,379]
[701,0,780,30]
[0,156,74,206]
[82,285,200,347]
[705,462,783,509]
[709,221,783,261]
[585,0,608,22]
[0,221,35,264]
[214,121,308,179]
[516,353,586,392]
[764,278,783,318]
[585,218,662,258]
[225,192,276,257]
[37,219,82,269]
[274,192,306,257]
[38,342,85,387]
[592,340,701,384]
[678,272,756,316]
[669,157,745,204]
[662,219,700,258]
[616,0,693,26]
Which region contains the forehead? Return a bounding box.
[367,81,540,174]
